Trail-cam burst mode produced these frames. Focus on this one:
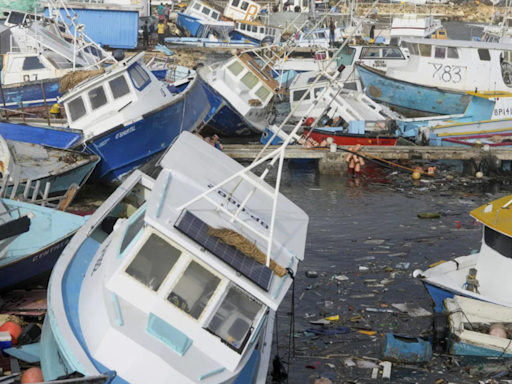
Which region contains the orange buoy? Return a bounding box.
[0,322,22,345]
[21,367,44,383]
[412,172,421,180]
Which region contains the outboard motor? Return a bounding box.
[113,49,125,62]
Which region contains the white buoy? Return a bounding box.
[483,144,491,152]
[476,171,483,178]
[412,269,424,278]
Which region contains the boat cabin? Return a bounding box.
[233,20,281,43]
[57,132,308,382]
[184,0,222,22]
[388,38,512,92]
[389,15,445,46]
[223,0,261,21]
[59,52,172,139]
[202,53,279,131]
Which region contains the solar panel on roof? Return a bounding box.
[175,210,274,291]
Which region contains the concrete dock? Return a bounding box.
[223,145,510,174]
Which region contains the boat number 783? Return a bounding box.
[431,64,463,84]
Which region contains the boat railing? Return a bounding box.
[0,171,82,211]
[9,33,43,55]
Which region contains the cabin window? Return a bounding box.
[207,286,264,353]
[193,2,201,10]
[317,32,326,39]
[212,11,220,20]
[411,44,420,56]
[126,233,181,291]
[265,27,268,34]
[255,85,270,101]
[241,1,249,10]
[259,27,264,33]
[382,48,402,58]
[419,44,432,57]
[484,226,512,258]
[292,89,311,101]
[227,61,244,76]
[201,7,211,16]
[438,30,446,36]
[120,210,146,254]
[88,86,108,111]
[362,48,380,58]
[478,49,491,61]
[241,72,259,90]
[232,0,240,7]
[23,57,46,71]
[390,37,399,46]
[252,26,257,33]
[129,63,150,90]
[68,97,87,122]
[434,47,446,59]
[168,261,221,320]
[109,76,131,99]
[313,87,325,98]
[447,47,459,59]
[6,11,25,25]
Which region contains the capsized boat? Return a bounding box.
[0,52,210,184]
[0,199,87,293]
[199,53,280,136]
[414,194,512,312]
[444,296,512,358]
[41,131,309,383]
[0,134,99,196]
[357,39,512,117]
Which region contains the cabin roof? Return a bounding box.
[289,71,330,90]
[467,91,512,99]
[402,37,512,51]
[59,52,144,102]
[471,194,512,236]
[237,20,264,26]
[237,53,280,92]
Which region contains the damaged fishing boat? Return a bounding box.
[199,53,280,136]
[414,194,512,312]
[0,199,87,293]
[0,134,99,195]
[0,52,209,184]
[444,295,512,357]
[41,131,309,383]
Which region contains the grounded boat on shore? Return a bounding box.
[0,52,210,184]
[0,199,87,293]
[41,131,308,383]
[199,53,280,137]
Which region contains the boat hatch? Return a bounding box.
[65,73,133,123]
[119,225,267,356]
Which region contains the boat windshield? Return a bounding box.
[500,52,512,87]
[484,226,512,258]
[207,286,264,353]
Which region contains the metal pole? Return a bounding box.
[41,83,51,126]
[0,83,8,121]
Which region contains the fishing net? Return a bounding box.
[0,0,41,12]
[207,227,287,277]
[59,68,105,93]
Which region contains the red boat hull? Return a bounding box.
[304,129,398,146]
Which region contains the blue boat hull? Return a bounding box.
[86,77,209,183]
[176,13,202,37]
[1,79,60,109]
[0,122,82,148]
[0,234,74,293]
[199,76,262,137]
[41,234,262,383]
[357,65,472,117]
[230,31,262,46]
